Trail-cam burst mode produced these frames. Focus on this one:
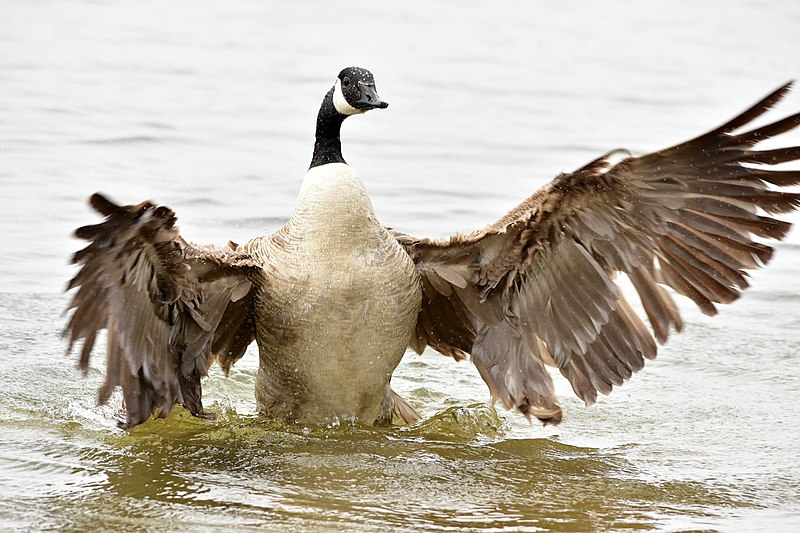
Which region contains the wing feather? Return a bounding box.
[64,193,259,428]
[395,82,800,424]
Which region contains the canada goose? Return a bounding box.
[65,67,800,429]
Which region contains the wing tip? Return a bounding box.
[88,192,119,216]
[761,80,795,110]
[518,400,563,426]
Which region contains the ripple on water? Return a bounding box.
[0,292,790,531]
[4,405,747,531]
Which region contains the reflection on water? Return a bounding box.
[2,404,744,532]
[0,291,785,531]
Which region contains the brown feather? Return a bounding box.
[393,82,800,425]
[64,193,259,428]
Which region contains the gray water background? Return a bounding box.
[1,0,800,531]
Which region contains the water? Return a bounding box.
[2,0,800,530]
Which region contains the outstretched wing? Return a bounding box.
[64,193,260,428]
[396,82,800,424]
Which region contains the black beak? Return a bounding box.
[354,84,389,110]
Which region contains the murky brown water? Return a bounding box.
[2,1,800,530]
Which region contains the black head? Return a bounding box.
[332,66,389,115]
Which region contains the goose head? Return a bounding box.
[332,67,389,115]
[310,67,388,168]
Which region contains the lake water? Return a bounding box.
[2,0,800,531]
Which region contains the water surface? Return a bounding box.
[2,1,800,531]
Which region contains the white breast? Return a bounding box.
[253,162,422,424]
[294,163,380,245]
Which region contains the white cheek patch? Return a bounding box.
[333,79,364,115]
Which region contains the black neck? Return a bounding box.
[310,87,348,168]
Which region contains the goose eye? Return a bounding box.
[342,77,351,87]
